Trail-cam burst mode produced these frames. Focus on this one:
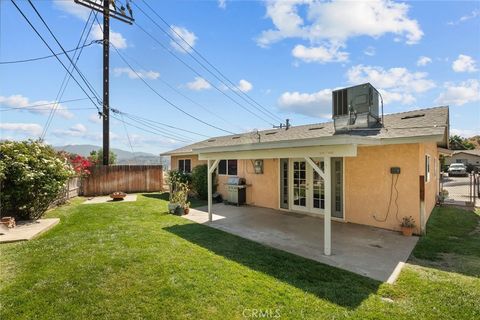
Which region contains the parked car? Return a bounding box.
[448,163,468,177]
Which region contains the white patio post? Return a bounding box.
[323,156,332,255]
[207,159,220,222]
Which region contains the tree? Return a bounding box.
[89,149,117,165]
[449,135,475,150]
[0,140,74,220]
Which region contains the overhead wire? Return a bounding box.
[92,16,236,135]
[10,0,101,115]
[137,0,283,124]
[41,10,97,139]
[133,21,274,126]
[0,40,100,64]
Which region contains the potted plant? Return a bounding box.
[438,189,449,204]
[110,191,127,201]
[184,202,190,215]
[400,216,416,236]
[169,183,189,215]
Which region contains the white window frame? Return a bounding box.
[178,158,192,173]
[217,159,238,176]
[425,155,431,183]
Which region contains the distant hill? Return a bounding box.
[55,144,170,166]
[466,135,480,149]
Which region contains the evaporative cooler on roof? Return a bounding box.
[332,83,382,132]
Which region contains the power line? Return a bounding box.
[111,113,192,143]
[137,0,283,124]
[27,0,102,105]
[120,113,135,153]
[93,17,236,135]
[113,49,245,132]
[0,97,96,109]
[41,10,97,139]
[0,106,96,112]
[133,21,275,126]
[10,0,101,114]
[0,40,100,64]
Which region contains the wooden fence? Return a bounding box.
[52,177,81,206]
[81,165,163,196]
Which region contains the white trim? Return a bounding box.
[323,156,332,256]
[207,159,220,222]
[193,133,445,154]
[199,144,357,160]
[425,154,431,183]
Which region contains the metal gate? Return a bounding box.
[439,171,478,207]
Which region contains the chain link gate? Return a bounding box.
[440,171,478,207]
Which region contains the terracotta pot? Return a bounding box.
[401,226,414,236]
[110,192,127,201]
[184,208,190,215]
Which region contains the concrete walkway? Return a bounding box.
[184,204,418,282]
[0,218,60,243]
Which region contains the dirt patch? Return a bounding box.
[409,253,480,278]
[468,220,480,236]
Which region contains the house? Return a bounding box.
[161,84,449,256]
[444,149,480,170]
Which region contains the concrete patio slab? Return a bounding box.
[83,194,137,204]
[0,218,60,243]
[184,204,419,282]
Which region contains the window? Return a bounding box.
[280,159,288,209]
[434,157,437,177]
[425,155,430,182]
[178,159,191,173]
[218,160,237,176]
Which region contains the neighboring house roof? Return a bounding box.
[452,149,480,157]
[161,106,449,156]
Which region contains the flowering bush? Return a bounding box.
[68,154,94,177]
[0,140,75,220]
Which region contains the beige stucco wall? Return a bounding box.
[171,155,206,171]
[420,142,440,222]
[344,144,422,233]
[170,156,279,208]
[171,142,440,233]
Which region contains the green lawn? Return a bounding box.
[1,194,479,319]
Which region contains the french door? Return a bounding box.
[289,158,342,218]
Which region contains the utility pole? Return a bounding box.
[74,0,134,165]
[102,0,110,165]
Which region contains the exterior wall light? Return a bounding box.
[254,159,264,174]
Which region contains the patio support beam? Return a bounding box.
[305,156,332,256]
[207,159,220,222]
[323,156,332,256]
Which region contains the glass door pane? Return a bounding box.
[312,160,325,210]
[293,160,307,208]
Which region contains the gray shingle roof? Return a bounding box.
[162,106,449,155]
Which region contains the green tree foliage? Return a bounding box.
[191,164,216,200]
[449,135,475,150]
[0,140,74,220]
[166,169,192,194]
[89,149,117,165]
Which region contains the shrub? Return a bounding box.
[166,169,191,193]
[0,140,74,220]
[191,164,216,200]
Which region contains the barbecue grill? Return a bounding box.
[226,177,247,205]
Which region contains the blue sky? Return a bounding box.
[1,0,479,154]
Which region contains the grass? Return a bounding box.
[0,194,479,319]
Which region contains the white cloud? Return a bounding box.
[452,54,478,73]
[90,25,127,49]
[292,44,348,63]
[277,88,333,118]
[346,64,435,104]
[113,67,160,80]
[417,56,432,66]
[257,0,423,62]
[218,0,227,9]
[88,113,102,124]
[363,46,376,57]
[237,79,253,92]
[53,0,90,20]
[186,77,211,91]
[0,94,74,119]
[53,123,89,138]
[435,79,480,106]
[450,128,480,138]
[170,26,197,53]
[0,123,43,137]
[448,9,480,25]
